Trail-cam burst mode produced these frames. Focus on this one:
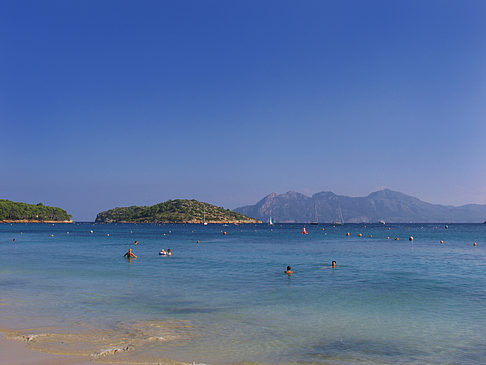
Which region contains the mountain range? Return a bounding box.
[235,189,486,223]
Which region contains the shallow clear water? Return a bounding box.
[1,223,485,364]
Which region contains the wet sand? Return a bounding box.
[0,320,191,365]
[0,333,93,365]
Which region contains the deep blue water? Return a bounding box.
[0,223,485,364]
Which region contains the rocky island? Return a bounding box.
[0,200,72,223]
[95,199,261,224]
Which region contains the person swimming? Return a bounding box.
[167,248,172,256]
[134,240,138,245]
[285,265,293,275]
[332,261,336,268]
[124,248,137,258]
[159,249,166,256]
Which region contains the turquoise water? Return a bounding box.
[1,223,485,364]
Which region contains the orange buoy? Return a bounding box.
[107,234,110,237]
[473,242,477,246]
[369,235,373,238]
[358,233,362,237]
[196,240,200,244]
[223,232,227,235]
[302,227,308,235]
[394,237,399,241]
[386,237,390,239]
[346,232,350,236]
[440,240,444,244]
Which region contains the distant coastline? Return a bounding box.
[1,219,73,224]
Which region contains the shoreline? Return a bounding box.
[0,330,187,365]
[1,220,73,224]
[0,332,93,365]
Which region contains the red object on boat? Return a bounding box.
[302,227,308,235]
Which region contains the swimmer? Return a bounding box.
[167,248,172,256]
[285,265,293,275]
[134,240,138,245]
[124,248,137,258]
[332,261,336,268]
[159,249,166,256]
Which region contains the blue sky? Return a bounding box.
[1,0,485,220]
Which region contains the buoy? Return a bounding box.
[473,242,477,246]
[302,227,308,235]
[223,232,227,235]
[20,232,22,235]
[196,240,200,244]
[445,225,448,229]
[369,235,373,238]
[387,236,390,239]
[394,237,399,241]
[409,236,414,241]
[107,234,110,237]
[90,230,93,233]
[51,234,54,237]
[346,232,350,236]
[322,228,325,231]
[358,233,362,237]
[440,240,444,244]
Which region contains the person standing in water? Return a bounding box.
[124,248,137,258]
[331,261,336,268]
[167,248,172,256]
[285,265,293,275]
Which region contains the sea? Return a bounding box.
[0,222,485,364]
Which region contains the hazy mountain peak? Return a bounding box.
[236,189,486,223]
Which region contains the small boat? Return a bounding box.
[203,207,208,225]
[269,216,274,225]
[302,227,308,235]
[379,220,386,225]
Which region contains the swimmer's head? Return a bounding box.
[287,266,291,271]
[331,261,336,268]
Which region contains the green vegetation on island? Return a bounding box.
[0,200,72,222]
[95,199,261,223]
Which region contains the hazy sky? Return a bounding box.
[2,0,486,220]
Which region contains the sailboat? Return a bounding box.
[203,207,208,225]
[333,201,344,225]
[310,202,318,225]
[269,216,274,225]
